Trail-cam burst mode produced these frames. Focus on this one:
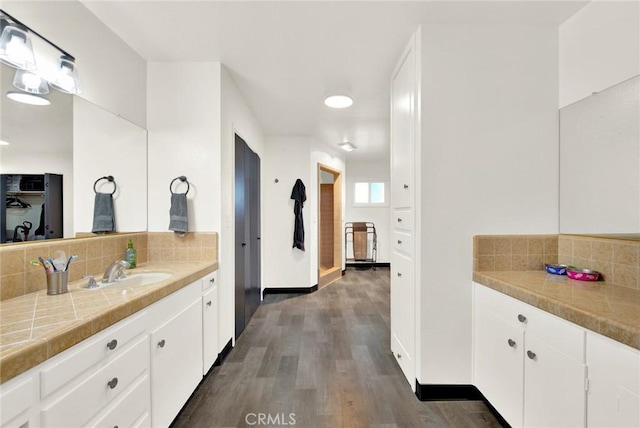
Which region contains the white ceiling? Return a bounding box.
[81,0,589,161]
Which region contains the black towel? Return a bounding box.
[169,193,188,235]
[291,178,306,251]
[92,193,115,233]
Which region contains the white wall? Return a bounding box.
[147,62,221,233]
[345,161,391,263]
[559,0,640,108]
[220,66,265,345]
[262,137,346,289]
[263,137,313,288]
[3,0,147,126]
[418,24,560,384]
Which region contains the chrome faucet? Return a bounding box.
[103,260,130,283]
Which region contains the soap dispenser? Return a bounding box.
[125,239,137,268]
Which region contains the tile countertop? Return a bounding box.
[473,270,640,351]
[0,261,218,384]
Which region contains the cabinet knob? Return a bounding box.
[397,240,402,244]
[527,350,536,360]
[106,339,118,351]
[397,353,401,359]
[517,314,527,323]
[397,272,402,277]
[209,277,215,284]
[107,377,118,389]
[158,339,166,348]
[397,218,402,222]
[206,300,212,307]
[507,339,516,348]
[403,184,409,189]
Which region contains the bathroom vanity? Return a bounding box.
[0,262,220,428]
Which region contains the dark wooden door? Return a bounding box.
[235,135,261,339]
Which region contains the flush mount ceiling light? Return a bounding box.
[0,18,36,71]
[324,95,353,109]
[338,142,357,152]
[13,69,49,94]
[0,9,81,97]
[7,90,50,106]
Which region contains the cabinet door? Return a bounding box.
[151,298,203,428]
[390,34,416,209]
[474,307,524,428]
[203,285,219,375]
[524,333,586,428]
[586,331,640,428]
[390,251,415,386]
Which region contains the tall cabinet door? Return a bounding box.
[44,173,63,239]
[390,30,418,389]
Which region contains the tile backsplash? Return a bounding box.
[0,232,218,301]
[559,235,639,289]
[474,235,559,272]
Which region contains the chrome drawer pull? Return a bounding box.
[158,339,166,348]
[397,240,402,244]
[397,272,402,277]
[517,314,527,323]
[107,377,118,389]
[527,350,536,360]
[206,301,212,307]
[209,277,215,284]
[403,184,409,189]
[106,339,118,351]
[397,218,402,222]
[507,339,516,348]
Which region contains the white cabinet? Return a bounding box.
[150,296,203,428]
[0,374,36,428]
[202,274,219,375]
[390,29,419,390]
[473,283,587,428]
[586,331,640,428]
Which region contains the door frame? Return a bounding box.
[317,163,342,288]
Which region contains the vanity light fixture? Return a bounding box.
[338,142,357,152]
[324,95,353,109]
[0,18,36,71]
[7,90,50,106]
[13,69,49,94]
[0,10,81,96]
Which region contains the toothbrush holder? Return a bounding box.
[46,271,69,295]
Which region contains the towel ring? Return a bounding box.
[93,176,117,195]
[170,176,190,195]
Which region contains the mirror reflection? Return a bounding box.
[559,76,640,236]
[1,64,148,245]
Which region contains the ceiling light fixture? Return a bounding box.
[7,90,50,106]
[338,142,357,152]
[0,9,81,97]
[324,95,353,109]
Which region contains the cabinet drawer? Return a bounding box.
[0,374,35,426]
[393,210,413,231]
[202,271,218,292]
[40,310,147,399]
[393,230,413,255]
[88,375,150,428]
[40,335,149,427]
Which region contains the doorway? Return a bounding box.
[318,164,342,288]
[234,134,261,339]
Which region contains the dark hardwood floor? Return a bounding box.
[172,268,501,428]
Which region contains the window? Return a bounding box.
[354,182,387,206]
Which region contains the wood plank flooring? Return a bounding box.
[172,268,501,428]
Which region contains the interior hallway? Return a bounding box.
[172,269,501,428]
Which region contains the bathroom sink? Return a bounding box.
[94,272,173,290]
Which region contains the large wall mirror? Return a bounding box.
[559,75,640,237]
[1,63,147,245]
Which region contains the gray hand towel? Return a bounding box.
[169,193,188,235]
[92,193,115,233]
